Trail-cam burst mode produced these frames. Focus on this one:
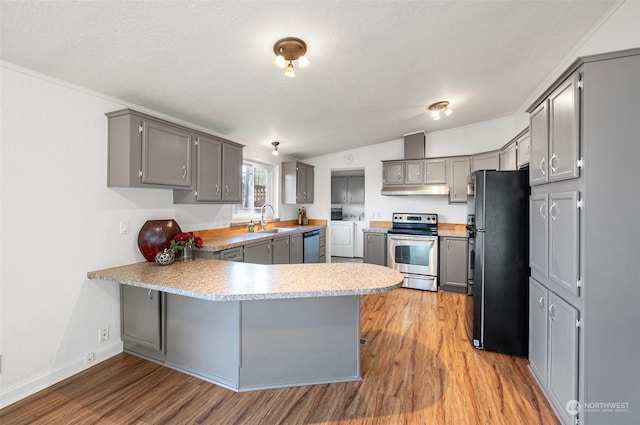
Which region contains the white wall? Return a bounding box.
[0,64,295,408]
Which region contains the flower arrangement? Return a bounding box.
[170,232,204,252]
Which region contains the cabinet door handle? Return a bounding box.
[549,304,556,321]
[215,184,219,196]
[550,154,558,173]
[539,296,545,311]
[225,185,229,195]
[539,202,546,220]
[367,235,371,242]
[549,202,558,221]
[267,245,270,253]
[148,290,153,300]
[286,241,289,248]
[182,165,187,179]
[539,158,546,176]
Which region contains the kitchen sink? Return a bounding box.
[256,227,299,234]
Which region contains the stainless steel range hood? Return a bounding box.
[381,184,450,196]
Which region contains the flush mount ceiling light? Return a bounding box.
[271,141,280,156]
[273,37,310,78]
[428,101,453,120]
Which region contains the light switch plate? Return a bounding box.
[119,221,130,235]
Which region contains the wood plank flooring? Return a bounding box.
[0,289,559,425]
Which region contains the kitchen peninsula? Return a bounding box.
[87,259,403,392]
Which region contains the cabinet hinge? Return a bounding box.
[577,198,584,210]
[576,319,583,328]
[577,278,583,288]
[577,158,585,169]
[577,78,583,90]
[138,124,143,134]
[195,137,199,146]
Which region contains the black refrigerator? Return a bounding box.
[467,169,529,357]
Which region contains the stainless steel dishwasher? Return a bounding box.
[303,229,320,263]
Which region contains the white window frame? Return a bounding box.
[232,160,276,222]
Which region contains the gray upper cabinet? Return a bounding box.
[289,233,304,264]
[471,151,500,173]
[500,140,517,171]
[173,134,243,204]
[529,101,549,185]
[282,161,314,204]
[516,131,530,168]
[404,161,424,184]
[448,157,471,203]
[424,159,447,183]
[272,236,290,264]
[530,71,581,186]
[332,176,364,203]
[221,143,243,202]
[244,240,273,264]
[363,232,386,266]
[382,161,404,185]
[548,73,581,182]
[106,109,193,189]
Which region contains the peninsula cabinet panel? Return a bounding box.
[106,109,193,189]
[165,295,240,388]
[121,285,165,363]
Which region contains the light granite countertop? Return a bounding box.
[87,259,403,301]
[198,225,326,252]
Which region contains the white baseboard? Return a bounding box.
[0,342,123,409]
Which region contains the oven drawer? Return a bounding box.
[402,274,437,291]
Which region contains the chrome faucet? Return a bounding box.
[260,203,275,230]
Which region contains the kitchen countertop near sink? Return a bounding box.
[195,224,326,252]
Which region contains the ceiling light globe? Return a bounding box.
[298,55,310,69]
[444,107,453,116]
[431,111,441,120]
[272,149,279,156]
[284,63,296,78]
[273,55,286,69]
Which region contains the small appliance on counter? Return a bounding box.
[387,213,439,291]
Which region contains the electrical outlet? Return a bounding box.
[82,352,95,366]
[119,221,130,235]
[99,326,110,343]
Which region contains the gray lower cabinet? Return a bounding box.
[221,247,244,262]
[289,233,304,264]
[272,236,290,264]
[528,278,579,425]
[121,285,165,362]
[106,109,193,189]
[439,237,468,293]
[448,157,471,203]
[363,232,386,266]
[244,240,272,264]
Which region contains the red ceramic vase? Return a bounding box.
[137,219,182,262]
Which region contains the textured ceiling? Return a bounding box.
[1,1,615,159]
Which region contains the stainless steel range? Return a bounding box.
[387,213,439,291]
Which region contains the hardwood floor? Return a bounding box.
[1,289,559,425]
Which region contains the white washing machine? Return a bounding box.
[330,220,355,257]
